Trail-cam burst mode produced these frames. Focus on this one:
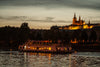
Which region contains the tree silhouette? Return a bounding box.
[35,32,42,40]
[20,22,29,29]
[71,30,80,41]
[89,30,97,42]
[80,30,88,43]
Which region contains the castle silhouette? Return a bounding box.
[72,13,85,25]
[51,13,100,30]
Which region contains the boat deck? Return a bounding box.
[18,40,74,54]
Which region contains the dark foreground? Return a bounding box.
[0,51,100,67]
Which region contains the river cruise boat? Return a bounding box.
[19,40,74,54]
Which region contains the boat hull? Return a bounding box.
[19,49,74,54]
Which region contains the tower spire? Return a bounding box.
[73,13,77,25]
[88,20,91,29]
[89,20,90,24]
[79,16,81,21]
[74,13,76,18]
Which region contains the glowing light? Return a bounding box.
[59,27,62,29]
[65,48,67,50]
[90,25,93,28]
[71,39,78,43]
[39,48,42,50]
[64,27,68,29]
[33,47,36,50]
[69,47,72,50]
[50,40,52,43]
[83,22,85,24]
[24,45,26,49]
[48,47,51,50]
[62,24,94,30]
[83,25,88,29]
[69,26,80,30]
[34,48,36,50]
[82,40,85,43]
[44,47,46,49]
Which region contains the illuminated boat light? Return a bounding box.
[19,40,74,53]
[24,45,26,49]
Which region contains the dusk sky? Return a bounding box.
[0,0,100,29]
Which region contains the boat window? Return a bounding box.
[65,48,67,50]
[48,47,51,50]
[33,47,34,49]
[39,48,41,50]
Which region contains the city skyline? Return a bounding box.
[0,0,100,29]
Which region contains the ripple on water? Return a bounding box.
[0,51,100,67]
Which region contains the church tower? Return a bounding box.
[88,20,90,29]
[73,13,77,25]
[79,16,81,21]
[79,16,82,25]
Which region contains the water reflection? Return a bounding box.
[0,51,100,67]
[23,52,76,67]
[22,52,72,67]
[69,54,71,67]
[23,52,52,67]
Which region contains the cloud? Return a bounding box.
[0,16,25,20]
[0,0,100,10]
[0,15,100,23]
[0,16,71,23]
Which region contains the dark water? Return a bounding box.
[0,51,100,67]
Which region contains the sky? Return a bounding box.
[0,0,100,29]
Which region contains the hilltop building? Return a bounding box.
[50,14,100,43]
[51,14,100,30]
[72,13,85,25]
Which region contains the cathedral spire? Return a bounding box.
[88,20,91,29]
[73,13,77,25]
[88,20,90,24]
[79,16,81,21]
[74,13,76,18]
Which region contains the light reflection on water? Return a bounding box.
[0,51,100,67]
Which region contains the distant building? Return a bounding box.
[72,13,85,25]
[51,14,100,30]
